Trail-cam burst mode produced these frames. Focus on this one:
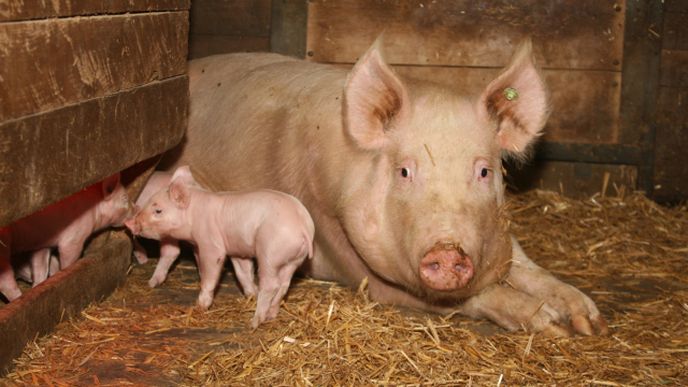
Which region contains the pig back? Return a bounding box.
[168,53,349,201]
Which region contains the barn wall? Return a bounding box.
[188,0,272,58]
[653,0,688,203]
[186,0,685,202]
[0,0,190,374]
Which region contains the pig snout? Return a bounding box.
[124,217,141,235]
[419,243,474,291]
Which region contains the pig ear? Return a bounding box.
[168,179,191,209]
[477,39,550,159]
[171,165,198,186]
[344,39,408,150]
[101,173,121,196]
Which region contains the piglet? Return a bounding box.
[125,166,315,327]
[0,173,132,301]
[128,171,186,289]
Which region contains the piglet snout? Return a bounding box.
[124,218,140,235]
[419,245,474,291]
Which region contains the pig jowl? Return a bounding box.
[163,39,607,336]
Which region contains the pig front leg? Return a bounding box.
[30,248,51,286]
[195,245,226,310]
[457,237,607,336]
[57,240,85,269]
[132,238,149,264]
[148,239,180,288]
[0,247,21,301]
[230,257,257,297]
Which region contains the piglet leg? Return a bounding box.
[132,238,149,264]
[0,238,21,301]
[148,239,180,288]
[30,248,51,286]
[196,246,226,310]
[230,257,257,297]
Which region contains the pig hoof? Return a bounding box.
[148,277,162,288]
[133,252,149,265]
[197,294,213,310]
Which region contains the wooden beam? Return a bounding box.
[271,0,308,58]
[0,0,190,22]
[0,12,189,122]
[0,76,188,227]
[0,231,132,375]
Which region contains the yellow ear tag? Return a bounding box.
[503,87,519,101]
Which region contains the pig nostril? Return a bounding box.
[429,262,440,271]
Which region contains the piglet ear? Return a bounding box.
[477,39,550,159]
[168,179,191,209]
[171,165,195,184]
[344,38,408,150]
[101,173,121,196]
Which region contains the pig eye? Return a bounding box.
[154,208,163,215]
[401,168,410,178]
[475,159,492,183]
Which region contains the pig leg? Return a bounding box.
[57,240,85,269]
[456,238,607,337]
[0,240,22,301]
[148,239,180,288]
[252,266,280,328]
[132,238,149,264]
[230,257,257,297]
[30,248,51,286]
[195,246,226,310]
[502,237,608,336]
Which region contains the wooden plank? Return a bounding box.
[507,160,638,198]
[660,50,688,87]
[665,0,688,13]
[189,0,271,37]
[0,231,132,375]
[188,34,270,59]
[653,86,688,203]
[0,12,189,122]
[306,0,625,70]
[0,76,188,227]
[0,0,190,22]
[271,0,308,58]
[393,66,621,143]
[663,12,688,50]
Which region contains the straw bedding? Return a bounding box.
[3,189,687,385]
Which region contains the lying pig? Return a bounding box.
[126,166,315,327]
[0,173,132,301]
[162,39,607,336]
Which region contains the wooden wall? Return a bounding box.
[654,0,688,203]
[188,0,686,202]
[0,0,190,373]
[0,0,190,226]
[188,0,272,58]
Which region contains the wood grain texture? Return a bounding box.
[0,76,188,227]
[0,11,189,122]
[507,160,637,198]
[665,0,688,13]
[663,11,688,50]
[393,66,621,143]
[306,0,625,70]
[0,0,190,21]
[660,50,688,87]
[189,0,271,36]
[0,231,131,375]
[653,86,688,202]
